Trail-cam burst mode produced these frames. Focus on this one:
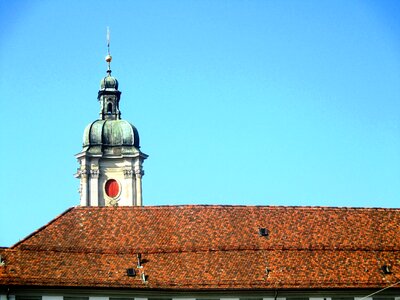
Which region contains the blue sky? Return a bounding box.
[0,0,399,247]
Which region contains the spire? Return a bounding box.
[76,30,148,208]
[105,27,112,74]
[98,27,121,120]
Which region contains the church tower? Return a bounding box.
[75,38,148,206]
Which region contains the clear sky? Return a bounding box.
[0,0,399,247]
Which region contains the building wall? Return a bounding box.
[2,292,400,300]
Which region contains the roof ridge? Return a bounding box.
[73,204,400,211]
[14,244,400,255]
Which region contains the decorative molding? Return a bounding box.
[78,169,89,179]
[123,169,134,178]
[90,169,99,178]
[74,168,81,178]
[78,183,82,195]
[135,168,144,178]
[107,197,119,207]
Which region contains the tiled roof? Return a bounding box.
[1,205,399,290]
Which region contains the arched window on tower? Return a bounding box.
[107,103,113,114]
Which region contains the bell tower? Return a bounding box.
[75,31,148,206]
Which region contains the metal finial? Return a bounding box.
[107,27,110,54]
[105,27,112,73]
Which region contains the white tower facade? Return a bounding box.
[75,54,147,206]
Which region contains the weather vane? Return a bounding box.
[105,27,112,72]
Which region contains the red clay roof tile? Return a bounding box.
[1,205,399,290]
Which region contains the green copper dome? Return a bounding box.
[83,119,140,148]
[80,58,142,156]
[100,74,119,90]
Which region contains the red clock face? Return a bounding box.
[105,179,119,197]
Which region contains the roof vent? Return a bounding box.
[126,268,136,277]
[137,253,142,268]
[259,228,269,237]
[141,272,147,283]
[382,265,392,274]
[0,255,5,267]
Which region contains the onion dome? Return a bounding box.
[82,119,140,156]
[100,72,119,90]
[83,120,140,148]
